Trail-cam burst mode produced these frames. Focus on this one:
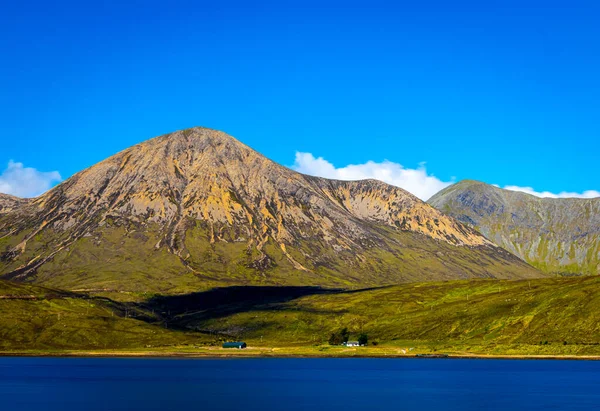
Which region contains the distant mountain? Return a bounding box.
[0,128,539,293]
[429,180,600,276]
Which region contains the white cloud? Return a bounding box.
[0,161,62,198]
[503,185,600,199]
[291,152,452,201]
[290,152,600,201]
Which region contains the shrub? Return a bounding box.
[329,333,343,345]
[358,333,368,346]
[328,328,351,345]
[340,328,350,343]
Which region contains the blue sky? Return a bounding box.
[1,1,599,199]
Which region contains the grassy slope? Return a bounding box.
[0,281,208,351]
[3,223,540,295]
[3,277,600,356]
[167,276,600,355]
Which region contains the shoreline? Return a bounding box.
[2,348,600,361]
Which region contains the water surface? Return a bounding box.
[1,357,598,410]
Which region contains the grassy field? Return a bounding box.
[158,276,600,356]
[3,277,600,356]
[0,281,209,350]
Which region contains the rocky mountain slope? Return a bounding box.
[0,194,28,214]
[429,180,600,275]
[0,128,539,293]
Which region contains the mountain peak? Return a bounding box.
[155,126,255,150]
[0,127,539,290]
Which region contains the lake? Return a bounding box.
[1,357,599,410]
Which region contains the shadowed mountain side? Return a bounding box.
[0,127,541,291]
[140,286,349,326]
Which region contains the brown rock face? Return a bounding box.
[0,128,540,292]
[0,194,28,214]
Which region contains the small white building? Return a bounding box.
[345,341,360,347]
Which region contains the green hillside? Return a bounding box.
[4,277,600,356]
[157,276,600,355]
[0,281,207,351]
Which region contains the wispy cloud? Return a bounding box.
[502,185,600,199]
[0,161,62,198]
[291,152,600,201]
[291,152,452,201]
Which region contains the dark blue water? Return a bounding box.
[1,357,599,410]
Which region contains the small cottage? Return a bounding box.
[222,342,247,349]
[345,341,360,347]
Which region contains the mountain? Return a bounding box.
[429,180,600,276]
[0,128,539,293]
